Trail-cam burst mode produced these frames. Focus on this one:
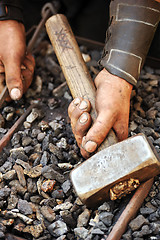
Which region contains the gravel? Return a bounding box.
[0,29,160,239]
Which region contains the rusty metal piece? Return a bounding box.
[41,180,56,192]
[106,178,154,240]
[110,178,140,201]
[0,104,35,153]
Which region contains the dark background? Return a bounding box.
[23,0,160,59]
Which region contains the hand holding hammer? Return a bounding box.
[46,14,160,208]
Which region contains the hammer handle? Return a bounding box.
[46,14,118,149]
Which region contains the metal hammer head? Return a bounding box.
[70,133,160,208]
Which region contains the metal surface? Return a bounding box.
[70,133,160,207]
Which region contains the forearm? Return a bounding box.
[0,0,23,23]
[100,0,160,86]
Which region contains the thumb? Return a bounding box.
[4,59,23,100]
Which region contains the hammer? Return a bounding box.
[46,14,160,208]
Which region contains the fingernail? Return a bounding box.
[79,100,88,110]
[10,88,21,100]
[85,141,97,153]
[79,113,88,123]
[73,98,81,105]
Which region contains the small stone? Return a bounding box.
[49,120,63,135]
[6,112,14,121]
[129,215,149,231]
[77,208,91,227]
[91,228,104,235]
[74,227,88,239]
[16,159,31,171]
[40,151,49,166]
[23,224,44,238]
[29,153,41,162]
[61,180,71,195]
[10,149,28,162]
[99,212,114,227]
[58,163,73,170]
[49,143,63,160]
[0,115,5,129]
[0,231,5,239]
[26,110,39,123]
[30,195,43,204]
[23,121,31,128]
[56,138,68,149]
[48,220,68,237]
[9,180,27,195]
[41,165,64,183]
[37,132,46,142]
[140,207,155,215]
[13,164,26,187]
[60,210,76,228]
[53,202,73,211]
[38,120,50,131]
[22,136,32,147]
[41,179,56,192]
[3,170,16,181]
[41,205,56,222]
[11,133,21,146]
[18,199,33,215]
[98,202,111,212]
[51,189,65,199]
[13,222,25,232]
[82,53,91,62]
[27,178,37,193]
[24,164,42,178]
[0,187,11,200]
[122,229,132,240]
[7,194,18,210]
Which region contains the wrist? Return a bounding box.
[95,68,133,91]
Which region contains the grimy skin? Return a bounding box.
[68,69,133,158]
[0,20,35,100]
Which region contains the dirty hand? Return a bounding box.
[0,20,35,100]
[68,68,133,158]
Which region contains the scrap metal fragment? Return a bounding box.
[110,178,140,201]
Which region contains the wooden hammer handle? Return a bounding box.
[46,14,118,149]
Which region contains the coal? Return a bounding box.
[0,31,160,240]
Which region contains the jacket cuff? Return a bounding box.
[99,0,160,86]
[0,0,23,23]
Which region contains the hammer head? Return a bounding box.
[70,133,160,208]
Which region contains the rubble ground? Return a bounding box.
[0,34,160,240]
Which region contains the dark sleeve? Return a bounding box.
[99,0,160,86]
[0,0,24,23]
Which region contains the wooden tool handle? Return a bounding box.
[46,14,118,149]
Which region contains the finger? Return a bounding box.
[4,60,23,100]
[0,65,4,73]
[21,56,35,92]
[113,118,129,141]
[74,112,92,147]
[23,54,35,73]
[25,53,35,67]
[68,97,82,119]
[68,98,91,132]
[82,111,117,154]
